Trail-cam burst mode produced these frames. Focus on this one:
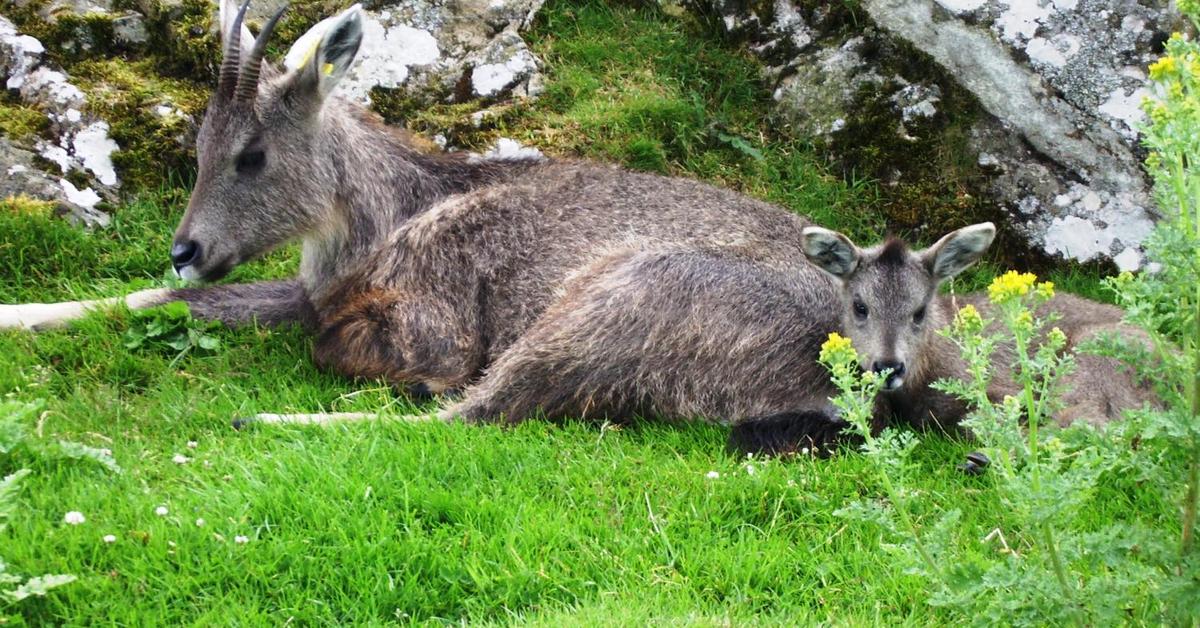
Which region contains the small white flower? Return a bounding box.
[187,440,198,449]
[705,471,720,479]
[195,518,205,527]
[202,460,212,468]
[102,534,117,543]
[234,535,249,545]
[172,454,190,465]
[63,511,85,525]
[800,447,810,456]
[155,506,168,516]
[787,479,797,487]
[745,464,757,475]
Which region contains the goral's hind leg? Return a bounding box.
[232,411,440,429]
[0,289,172,331]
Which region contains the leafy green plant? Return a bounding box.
[123,301,221,365]
[821,9,1200,620]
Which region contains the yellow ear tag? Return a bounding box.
[322,62,335,76]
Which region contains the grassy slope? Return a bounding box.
[0,1,1150,624]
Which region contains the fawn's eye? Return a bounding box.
[853,300,869,319]
[235,149,266,175]
[913,306,926,325]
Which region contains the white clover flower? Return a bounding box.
[172,454,190,465]
[800,447,810,456]
[63,511,85,525]
[103,534,117,543]
[234,535,249,545]
[155,506,169,516]
[195,518,205,527]
[745,464,757,475]
[187,440,198,449]
[705,471,720,479]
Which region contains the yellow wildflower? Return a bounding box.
[819,332,856,364]
[954,304,985,334]
[1035,280,1055,300]
[1149,56,1178,81]
[1014,309,1034,333]
[988,270,1038,304]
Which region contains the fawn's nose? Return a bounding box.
[871,360,906,389]
[170,239,201,271]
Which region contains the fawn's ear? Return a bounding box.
[922,222,996,281]
[802,226,861,280]
[219,0,255,54]
[282,4,364,105]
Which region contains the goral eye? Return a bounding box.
[913,306,926,325]
[853,300,869,319]
[235,149,266,175]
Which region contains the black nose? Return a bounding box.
[872,360,906,379]
[170,240,201,269]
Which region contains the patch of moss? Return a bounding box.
[71,58,210,189]
[138,0,221,82]
[0,97,50,143]
[1,195,57,217]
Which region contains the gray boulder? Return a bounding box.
[699,0,1175,269]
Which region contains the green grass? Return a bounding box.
[0,0,1147,624]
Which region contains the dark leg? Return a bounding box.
[728,411,859,457]
[169,279,317,329]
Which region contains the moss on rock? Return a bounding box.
[0,97,50,143]
[1,195,57,217]
[71,58,209,189]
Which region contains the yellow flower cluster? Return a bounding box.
[819,332,857,364]
[1150,56,1178,80]
[1036,280,1055,300]
[986,270,1055,305]
[987,270,1038,304]
[1149,56,1178,81]
[954,304,985,334]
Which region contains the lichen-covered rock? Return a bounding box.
[1,16,117,226]
[279,0,545,110]
[0,137,110,225]
[697,0,1176,269]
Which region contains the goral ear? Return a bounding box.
[281,4,364,106]
[802,226,862,280]
[921,222,996,281]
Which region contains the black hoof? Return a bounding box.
[957,450,990,475]
[407,382,434,398]
[231,417,254,430]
